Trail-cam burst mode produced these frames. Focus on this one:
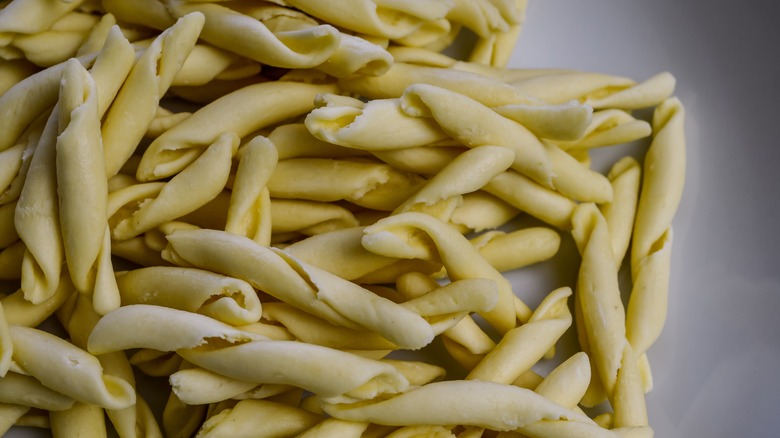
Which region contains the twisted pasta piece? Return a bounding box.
[0,371,75,411]
[50,402,107,438]
[599,157,641,268]
[554,109,651,150]
[4,12,100,67]
[195,399,323,438]
[0,0,86,34]
[493,99,593,141]
[585,72,676,110]
[509,71,636,105]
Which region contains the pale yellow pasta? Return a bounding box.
[555,109,652,150]
[466,287,572,384]
[167,1,340,69]
[111,132,239,240]
[0,58,38,96]
[0,118,46,205]
[483,170,577,230]
[448,191,519,232]
[170,43,248,87]
[0,203,16,250]
[339,61,541,106]
[386,425,455,438]
[0,146,26,201]
[267,158,424,211]
[402,278,498,319]
[599,156,641,268]
[586,72,676,110]
[322,380,590,430]
[9,326,135,410]
[533,351,592,411]
[0,371,75,411]
[447,0,510,38]
[383,359,446,386]
[116,266,263,326]
[145,106,191,138]
[1,274,75,327]
[0,303,10,377]
[571,203,627,403]
[394,145,515,220]
[0,404,29,436]
[163,391,207,438]
[195,399,323,438]
[101,0,175,31]
[612,344,648,430]
[14,106,63,304]
[0,242,24,280]
[363,212,524,330]
[543,141,613,203]
[493,100,593,141]
[283,0,452,40]
[268,123,368,160]
[169,367,259,405]
[295,418,369,438]
[467,0,526,67]
[386,46,458,67]
[305,96,449,151]
[50,402,107,438]
[270,199,360,236]
[471,227,561,273]
[75,13,117,57]
[102,12,205,178]
[372,144,464,175]
[129,349,183,377]
[4,12,100,67]
[509,71,637,104]
[137,81,337,181]
[225,135,277,245]
[0,0,86,34]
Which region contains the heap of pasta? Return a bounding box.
[0,0,685,437]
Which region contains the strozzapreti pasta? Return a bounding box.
[0,1,684,436]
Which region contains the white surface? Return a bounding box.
[510,1,780,436]
[9,2,780,437]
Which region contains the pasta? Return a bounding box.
[0,2,685,436]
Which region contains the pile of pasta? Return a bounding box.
[0,0,686,437]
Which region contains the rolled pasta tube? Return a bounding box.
[75,13,117,57]
[137,81,337,181]
[362,212,524,331]
[14,107,63,304]
[468,23,521,68]
[399,83,552,187]
[471,227,561,273]
[387,46,458,67]
[483,170,577,230]
[170,367,258,405]
[50,402,107,438]
[401,278,498,317]
[510,71,636,105]
[271,198,360,236]
[178,341,409,402]
[0,241,24,280]
[0,404,29,435]
[2,273,75,327]
[102,12,206,178]
[612,344,648,429]
[383,359,446,386]
[171,44,250,87]
[586,72,676,110]
[305,97,449,151]
[262,301,398,350]
[322,380,589,430]
[129,349,183,377]
[340,62,541,107]
[267,158,424,211]
[111,132,239,241]
[295,418,369,438]
[385,425,454,438]
[116,266,262,326]
[533,351,592,411]
[273,249,435,350]
[631,97,686,273]
[166,1,340,69]
[449,191,519,233]
[283,0,452,39]
[0,304,10,377]
[544,142,614,203]
[161,229,362,329]
[145,107,191,138]
[0,0,86,34]
[0,145,27,201]
[102,0,175,31]
[268,123,369,160]
[56,59,111,297]
[517,420,622,438]
[7,22,93,68]
[571,203,627,400]
[0,371,75,411]
[493,100,593,141]
[9,326,135,410]
[372,144,464,175]
[163,391,207,438]
[466,287,572,384]
[195,399,322,438]
[225,135,277,245]
[0,203,17,248]
[555,109,652,151]
[599,156,641,268]
[88,305,266,355]
[447,0,509,38]
[0,59,38,96]
[394,145,515,219]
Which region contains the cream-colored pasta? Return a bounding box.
[483,170,577,230]
[166,1,341,69]
[102,12,206,178]
[586,72,676,110]
[270,199,360,237]
[533,351,592,411]
[0,118,45,206]
[50,402,107,438]
[0,58,38,96]
[0,304,10,377]
[295,418,369,438]
[111,132,239,240]
[101,0,175,31]
[267,158,424,211]
[171,44,247,87]
[0,371,75,411]
[4,12,99,67]
[493,100,593,141]
[0,242,24,280]
[116,266,263,326]
[599,156,641,268]
[0,146,26,203]
[225,135,277,245]
[362,212,524,330]
[339,62,541,106]
[0,204,17,250]
[9,326,135,410]
[612,343,648,430]
[509,71,637,105]
[129,349,183,378]
[554,109,652,150]
[195,399,323,438]
[0,404,29,436]
[268,123,369,161]
[283,0,452,40]
[402,278,498,318]
[305,96,449,151]
[448,191,519,233]
[322,380,590,430]
[394,145,515,220]
[371,144,463,175]
[470,227,561,273]
[466,287,572,384]
[137,81,337,181]
[466,0,526,67]
[447,0,510,38]
[0,0,86,34]
[170,367,258,405]
[2,274,75,327]
[145,107,191,138]
[163,391,207,438]
[571,203,627,403]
